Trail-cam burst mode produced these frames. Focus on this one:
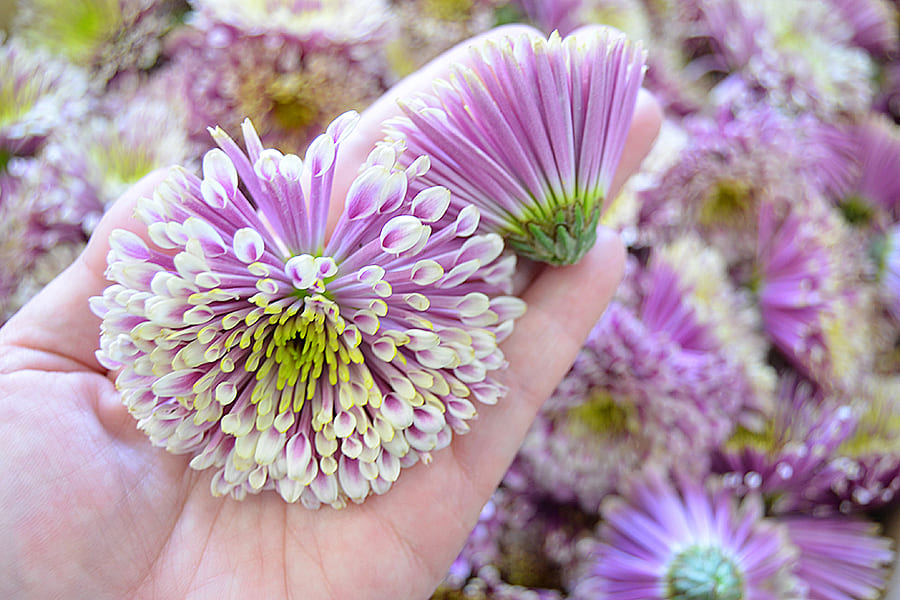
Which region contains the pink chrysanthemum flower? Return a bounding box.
[0,36,89,157]
[91,112,525,508]
[384,28,647,265]
[828,115,900,227]
[513,248,765,512]
[13,0,182,86]
[188,0,390,45]
[0,159,42,319]
[816,376,900,513]
[699,0,876,118]
[713,372,859,514]
[512,0,652,41]
[167,0,389,153]
[38,79,200,235]
[637,103,843,269]
[755,201,874,393]
[825,0,899,58]
[780,515,894,600]
[574,470,802,600]
[0,154,92,322]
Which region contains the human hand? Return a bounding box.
[0,25,661,600]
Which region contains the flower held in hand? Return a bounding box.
[91,111,525,509]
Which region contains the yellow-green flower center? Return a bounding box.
[0,78,37,129]
[19,0,123,65]
[567,392,636,437]
[666,545,744,600]
[247,293,365,414]
[422,0,474,21]
[724,422,778,455]
[90,134,158,189]
[838,194,876,226]
[699,179,753,227]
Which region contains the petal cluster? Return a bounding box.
[92,112,525,508]
[578,470,801,600]
[384,27,647,265]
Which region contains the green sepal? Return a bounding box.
[505,201,602,266]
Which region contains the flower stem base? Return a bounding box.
[505,202,602,266]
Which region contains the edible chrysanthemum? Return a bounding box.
[384,27,646,265]
[576,470,803,600]
[91,111,526,508]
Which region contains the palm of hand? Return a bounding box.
[0,259,615,599]
[0,24,659,600]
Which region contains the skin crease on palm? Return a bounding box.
[0,24,662,600]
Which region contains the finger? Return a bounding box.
[453,226,627,494]
[609,88,664,199]
[0,169,172,373]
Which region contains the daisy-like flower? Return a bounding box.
[636,103,831,268]
[13,0,182,86]
[384,28,647,265]
[817,376,900,513]
[755,201,875,393]
[827,115,900,227]
[39,79,200,235]
[91,111,525,508]
[780,515,893,600]
[168,0,390,153]
[713,371,859,514]
[698,0,876,118]
[513,248,764,512]
[574,470,802,600]
[0,36,89,158]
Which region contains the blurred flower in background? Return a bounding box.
[4,0,900,596]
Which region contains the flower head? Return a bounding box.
[828,115,900,227]
[188,0,391,45]
[384,28,646,265]
[713,372,859,514]
[637,103,843,267]
[818,376,900,512]
[755,201,875,392]
[699,0,876,118]
[0,36,89,157]
[513,247,765,511]
[39,78,200,234]
[14,0,182,86]
[824,0,899,58]
[166,3,389,153]
[576,470,801,600]
[439,484,595,598]
[92,112,525,507]
[780,514,893,600]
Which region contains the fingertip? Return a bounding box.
[609,88,663,199]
